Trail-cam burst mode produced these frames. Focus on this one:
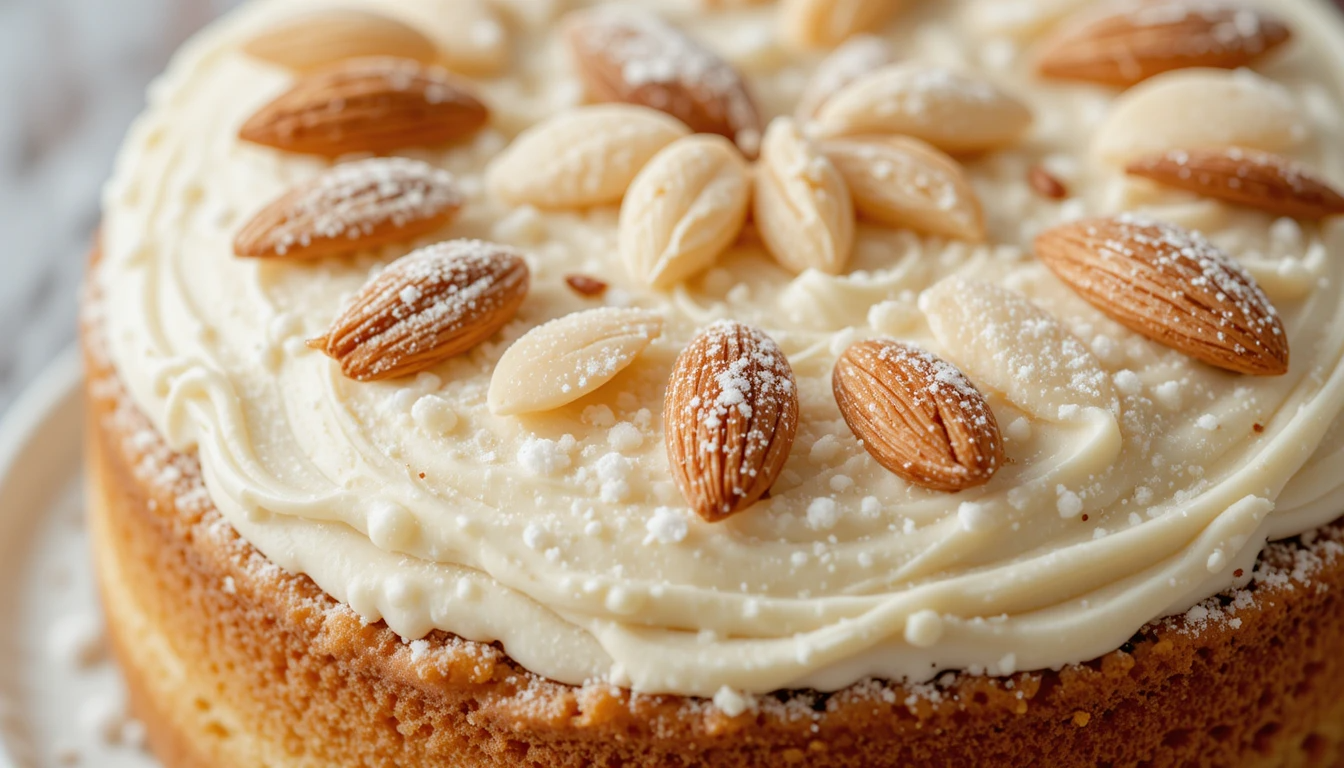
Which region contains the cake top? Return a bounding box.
[99,0,1344,698]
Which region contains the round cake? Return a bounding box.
[85,0,1344,765]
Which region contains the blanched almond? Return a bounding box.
[1093,69,1305,165]
[239,57,489,158]
[812,63,1033,154]
[795,35,895,120]
[488,308,664,415]
[242,10,439,72]
[564,7,763,156]
[664,321,799,522]
[234,158,462,259]
[1034,215,1289,376]
[619,134,752,289]
[833,339,1003,492]
[754,118,855,275]
[486,105,690,209]
[821,135,985,241]
[779,0,903,51]
[310,240,529,381]
[1125,147,1344,221]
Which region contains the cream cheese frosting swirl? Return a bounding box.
[100,0,1344,696]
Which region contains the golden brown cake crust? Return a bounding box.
[83,257,1344,768]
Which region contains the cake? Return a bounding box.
[84,0,1344,765]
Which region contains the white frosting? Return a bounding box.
[100,0,1344,697]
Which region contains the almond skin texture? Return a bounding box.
[564,7,764,157]
[310,240,529,381]
[242,10,439,72]
[833,340,1004,492]
[233,158,462,259]
[754,118,856,275]
[664,321,799,522]
[1034,215,1289,376]
[619,134,752,289]
[488,308,664,415]
[239,57,489,158]
[820,134,985,242]
[1037,2,1292,87]
[1125,148,1344,221]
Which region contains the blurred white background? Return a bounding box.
[0,0,239,411]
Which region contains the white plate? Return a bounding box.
[0,349,159,768]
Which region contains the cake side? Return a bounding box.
[85,251,1344,768]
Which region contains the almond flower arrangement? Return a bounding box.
[228,0,1335,526]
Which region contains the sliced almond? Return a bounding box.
[486,105,690,209]
[919,278,1116,421]
[754,118,855,275]
[564,7,763,157]
[820,135,985,242]
[796,35,895,121]
[812,63,1033,154]
[619,134,752,289]
[664,321,799,522]
[1037,2,1292,87]
[233,158,462,260]
[488,308,664,415]
[1125,147,1344,221]
[1034,215,1289,376]
[310,240,530,381]
[779,0,903,51]
[239,57,489,158]
[833,340,1003,492]
[1093,69,1305,165]
[242,10,439,72]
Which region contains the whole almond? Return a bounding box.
[812,63,1033,154]
[754,118,855,275]
[234,158,462,259]
[795,35,895,120]
[564,7,763,157]
[1034,215,1288,376]
[239,57,489,158]
[488,308,664,415]
[834,339,1004,492]
[821,135,985,242]
[310,240,530,381]
[242,10,438,72]
[619,134,752,289]
[779,0,903,51]
[664,321,799,522]
[1125,148,1344,221]
[1037,2,1292,87]
[486,105,691,209]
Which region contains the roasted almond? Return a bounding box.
[1125,147,1344,221]
[233,158,462,259]
[566,275,609,297]
[242,10,438,72]
[310,240,529,381]
[754,117,855,275]
[488,308,664,415]
[1034,215,1288,376]
[664,321,799,522]
[239,57,489,158]
[812,62,1033,154]
[795,34,895,120]
[619,134,752,289]
[486,105,691,209]
[834,339,1004,492]
[779,0,903,51]
[1037,2,1292,87]
[1029,165,1069,200]
[564,7,763,157]
[820,134,985,241]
